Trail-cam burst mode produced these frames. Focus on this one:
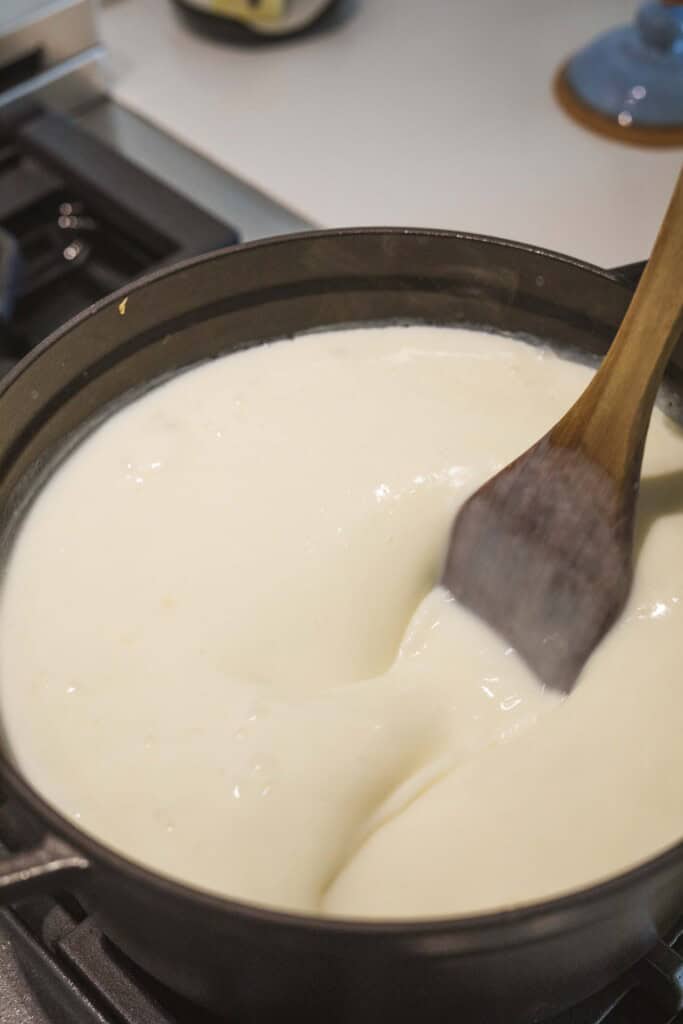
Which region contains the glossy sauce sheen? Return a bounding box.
[1,325,682,919]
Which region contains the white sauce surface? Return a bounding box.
[1,325,682,919]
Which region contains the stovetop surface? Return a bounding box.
[0,103,238,360]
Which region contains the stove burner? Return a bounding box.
[0,106,238,358]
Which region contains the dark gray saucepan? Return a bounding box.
[0,230,681,1024]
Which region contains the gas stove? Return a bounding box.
[1,3,683,1023]
[0,104,238,359]
[0,0,311,365]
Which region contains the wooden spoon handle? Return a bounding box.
[553,168,683,486]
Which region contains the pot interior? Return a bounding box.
[1,228,682,912]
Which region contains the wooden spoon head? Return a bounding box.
[442,436,635,693]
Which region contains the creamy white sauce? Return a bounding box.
[1,325,682,919]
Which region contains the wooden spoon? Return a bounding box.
[442,168,683,693]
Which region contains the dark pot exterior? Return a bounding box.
[0,229,681,1023]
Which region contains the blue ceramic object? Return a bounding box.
[565,2,683,128]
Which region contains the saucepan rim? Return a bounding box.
[0,227,679,943]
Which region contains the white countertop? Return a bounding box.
[100,0,681,267]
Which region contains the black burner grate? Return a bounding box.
[0,106,237,357]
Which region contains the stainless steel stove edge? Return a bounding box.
[77,99,315,243]
[0,0,105,113]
